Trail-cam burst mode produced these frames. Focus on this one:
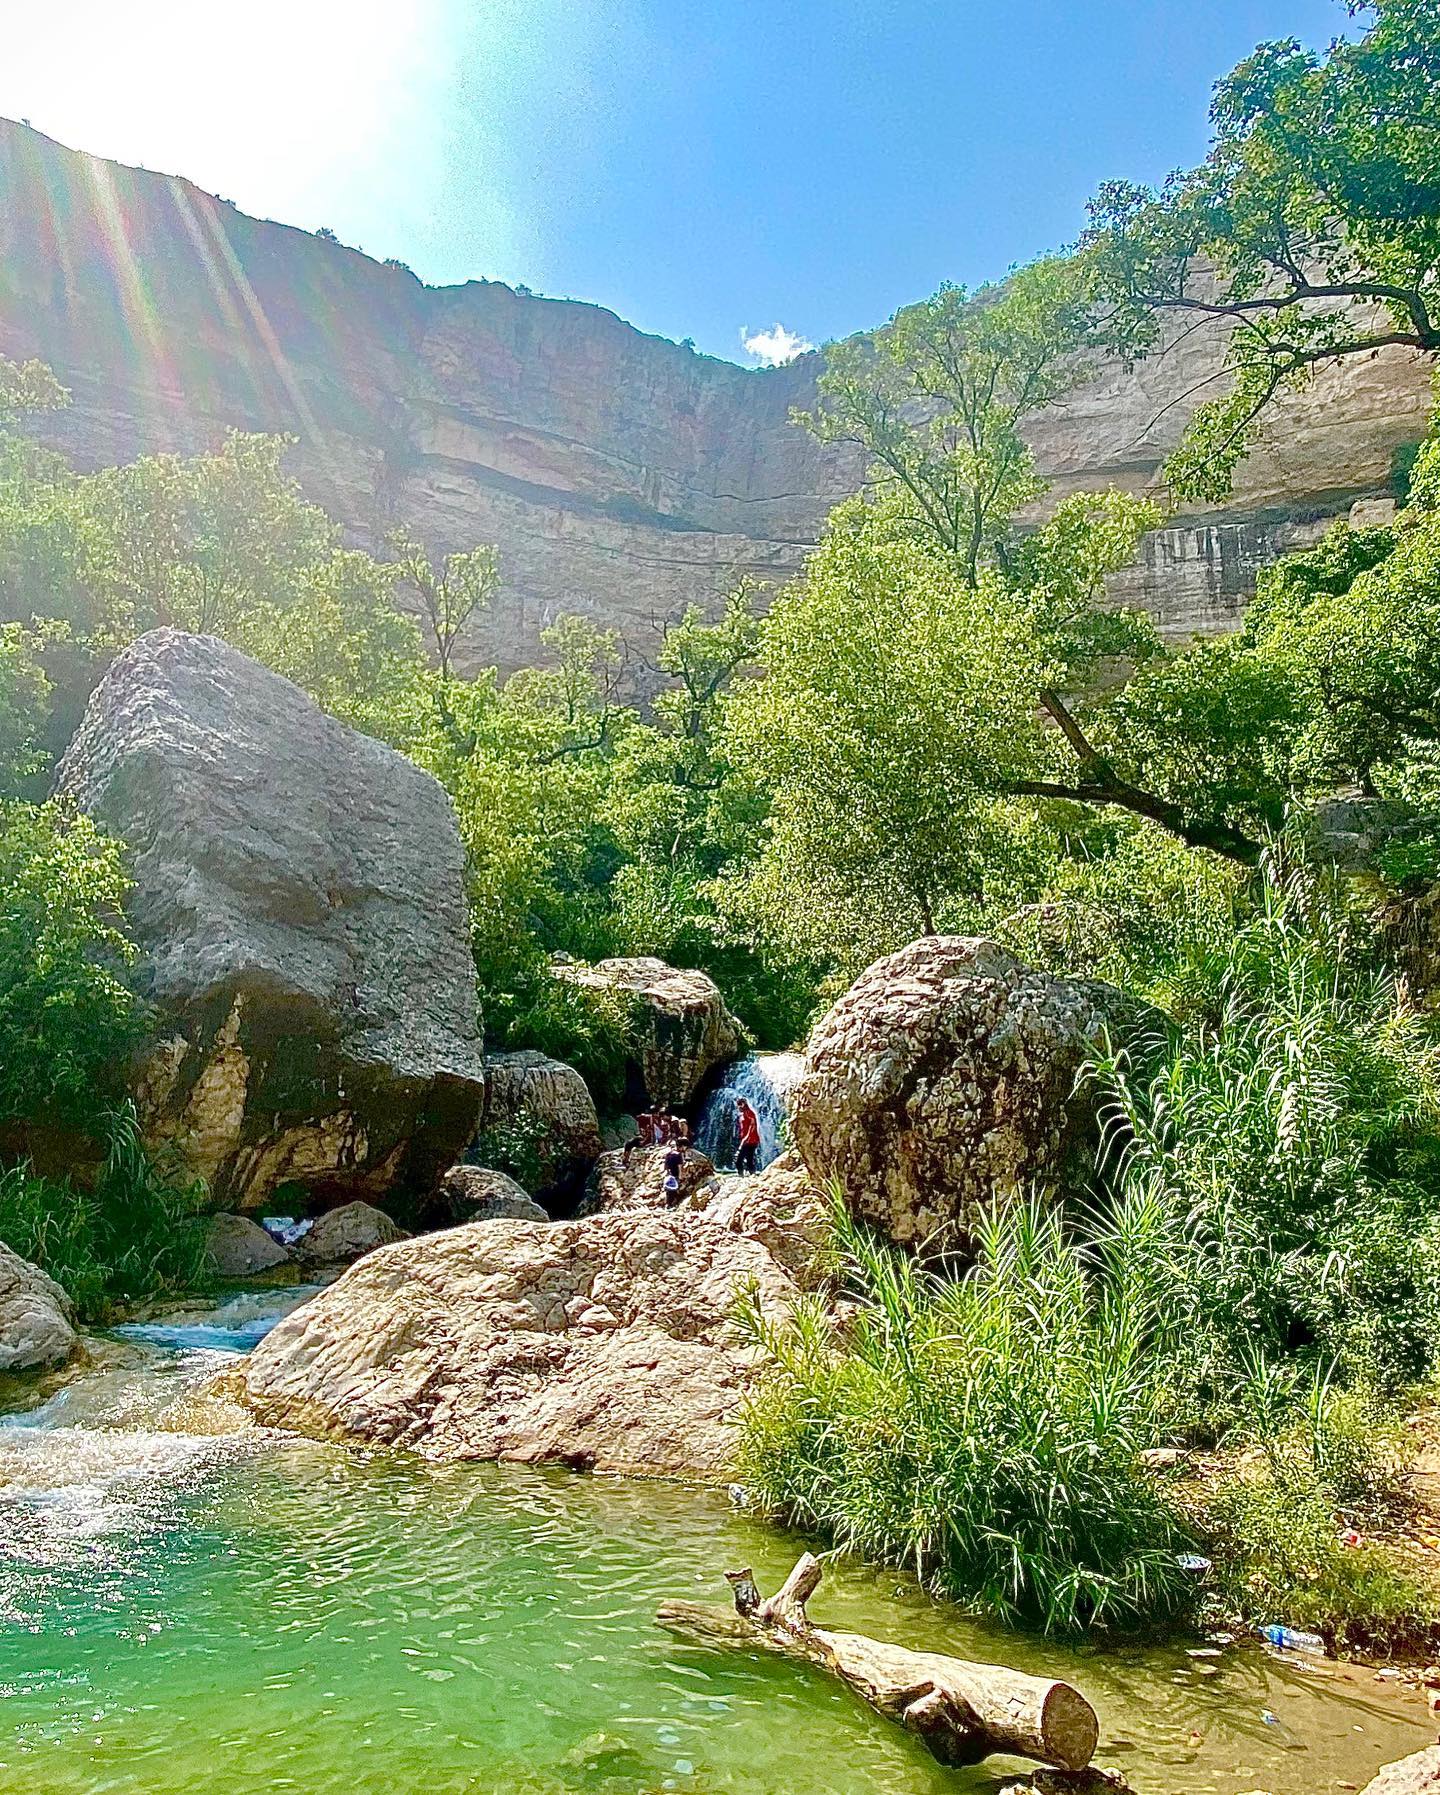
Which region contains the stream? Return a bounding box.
[0,1288,1432,1795]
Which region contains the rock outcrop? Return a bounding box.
[790,936,1134,1248]
[580,1145,720,1215]
[231,1203,806,1478]
[204,1213,291,1278]
[0,1242,76,1372]
[437,1164,550,1224]
[295,1201,409,1268]
[1,119,1427,674]
[554,956,741,1107]
[693,1152,830,1292]
[478,1050,602,1194]
[55,629,486,1212]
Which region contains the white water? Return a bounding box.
[0,1286,321,1616]
[695,1052,805,1170]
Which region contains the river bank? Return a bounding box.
[0,1289,1434,1795]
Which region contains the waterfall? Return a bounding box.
[695,1052,805,1171]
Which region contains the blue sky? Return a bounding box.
[3,0,1355,363]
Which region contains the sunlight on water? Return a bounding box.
[0,1293,1431,1795]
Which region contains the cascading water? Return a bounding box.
[695,1052,806,1171]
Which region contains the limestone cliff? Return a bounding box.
[0,118,1430,667]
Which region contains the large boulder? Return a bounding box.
[0,1242,76,1372]
[438,1164,550,1224]
[204,1212,291,1278]
[478,1050,601,1194]
[791,936,1139,1248]
[553,955,741,1107]
[229,1201,808,1478]
[55,630,486,1211]
[295,1200,408,1268]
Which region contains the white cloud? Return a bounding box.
[740,322,814,367]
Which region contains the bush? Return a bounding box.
[0,1106,208,1321]
[486,962,633,1114]
[1197,1376,1435,1655]
[0,800,143,1129]
[736,1190,1194,1633]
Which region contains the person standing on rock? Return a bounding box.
[734,1098,761,1176]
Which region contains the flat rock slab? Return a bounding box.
[232,1202,808,1479]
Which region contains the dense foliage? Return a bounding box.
[0,1107,208,1323]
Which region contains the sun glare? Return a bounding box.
[2,1,451,245]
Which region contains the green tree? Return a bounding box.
[1084,0,1440,500]
[388,530,499,684]
[796,258,1102,582]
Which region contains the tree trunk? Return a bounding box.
[656,1552,1099,1773]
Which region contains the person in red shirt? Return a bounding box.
[734,1097,761,1176]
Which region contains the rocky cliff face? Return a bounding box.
[0,118,1430,668]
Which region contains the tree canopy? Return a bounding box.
[1084,0,1440,500]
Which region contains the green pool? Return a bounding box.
[0,1291,1430,1795]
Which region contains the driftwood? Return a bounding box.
[657,1552,1099,1774]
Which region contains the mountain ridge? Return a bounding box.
[0,116,1430,673]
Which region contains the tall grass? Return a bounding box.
[0,1104,209,1322]
[735,1188,1194,1633]
[1092,871,1440,1408]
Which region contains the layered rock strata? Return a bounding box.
[0,118,1428,672]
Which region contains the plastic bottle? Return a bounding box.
[1260,1624,1326,1655]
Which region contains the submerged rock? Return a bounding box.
[0,1242,76,1372]
[791,936,1144,1248]
[478,1050,601,1194]
[56,630,486,1212]
[204,1213,291,1278]
[295,1201,408,1268]
[1361,1746,1440,1794]
[553,955,740,1106]
[438,1164,550,1224]
[231,1197,809,1478]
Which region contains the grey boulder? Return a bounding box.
[553,955,740,1106]
[0,1242,76,1371]
[479,1050,601,1194]
[55,629,486,1212]
[438,1164,549,1224]
[204,1212,291,1277]
[295,1200,408,1268]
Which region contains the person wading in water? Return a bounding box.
[734,1097,761,1176]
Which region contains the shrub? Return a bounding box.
[0,800,143,1129]
[1092,870,1440,1408]
[1197,1376,1435,1655]
[736,1190,1194,1633]
[487,963,633,1114]
[0,1105,208,1321]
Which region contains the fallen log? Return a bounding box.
[656,1551,1099,1773]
